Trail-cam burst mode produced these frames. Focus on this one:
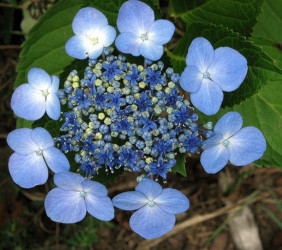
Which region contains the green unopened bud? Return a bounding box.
[139,81,146,88]
[131,104,138,111]
[165,87,171,94]
[111,132,118,137]
[122,87,131,95]
[98,113,105,120]
[167,153,175,159]
[95,132,102,140]
[152,129,160,136]
[168,81,175,88]
[94,69,102,77]
[154,105,162,115]
[72,75,79,82]
[155,84,162,91]
[127,116,134,123]
[85,128,93,135]
[152,97,158,103]
[89,122,94,129]
[115,75,121,81]
[167,107,173,114]
[107,86,114,93]
[151,64,158,70]
[123,79,128,84]
[137,65,144,72]
[95,63,102,70]
[112,144,120,151]
[106,109,112,116]
[134,93,140,99]
[95,79,102,86]
[145,157,153,164]
[103,82,109,88]
[104,117,111,125]
[72,82,79,88]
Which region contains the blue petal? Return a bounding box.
[186,37,214,72]
[28,68,51,90]
[135,179,162,200]
[214,112,243,138]
[115,33,141,56]
[65,35,90,59]
[148,20,175,45]
[43,147,70,173]
[46,93,61,120]
[130,205,175,239]
[203,133,223,150]
[180,66,202,93]
[88,44,104,59]
[82,179,108,197]
[9,152,48,188]
[190,79,223,115]
[113,191,148,211]
[228,127,266,166]
[11,84,45,121]
[209,47,248,92]
[49,76,59,94]
[7,128,37,154]
[85,194,114,221]
[99,25,116,47]
[54,172,85,191]
[117,0,154,34]
[154,188,189,214]
[45,188,86,223]
[139,41,163,61]
[30,127,54,150]
[72,7,108,35]
[200,144,229,174]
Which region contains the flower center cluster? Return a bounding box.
[36,149,43,156]
[140,33,149,41]
[203,71,210,79]
[57,49,206,180]
[79,191,86,197]
[222,139,230,146]
[91,37,99,45]
[42,90,49,97]
[148,200,155,207]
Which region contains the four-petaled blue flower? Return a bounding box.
[45,172,114,223]
[115,0,175,61]
[112,179,189,239]
[65,7,116,59]
[180,37,248,115]
[7,128,70,188]
[125,66,140,86]
[103,60,121,82]
[11,68,61,120]
[201,112,266,173]
[146,68,164,88]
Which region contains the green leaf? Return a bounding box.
[169,0,263,37]
[252,0,282,44]
[172,153,187,177]
[168,23,282,107]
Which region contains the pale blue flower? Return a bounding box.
[115,0,175,61]
[180,37,248,115]
[11,68,61,120]
[113,179,189,239]
[45,172,114,223]
[201,112,266,173]
[7,128,70,188]
[65,7,116,59]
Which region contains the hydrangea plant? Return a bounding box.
[8,0,267,240]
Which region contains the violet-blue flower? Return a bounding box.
[45,172,114,223]
[201,112,266,173]
[7,128,70,188]
[115,0,175,61]
[112,179,189,239]
[180,37,248,115]
[11,68,61,120]
[65,7,116,59]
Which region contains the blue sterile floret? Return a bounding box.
[57,47,206,180]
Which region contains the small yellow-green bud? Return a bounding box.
[134,93,140,99]
[139,81,146,88]
[167,107,173,114]
[137,65,144,71]
[145,157,153,164]
[107,86,114,93]
[151,64,158,70]
[122,87,131,95]
[155,84,162,91]
[64,80,71,87]
[111,132,118,137]
[152,129,160,136]
[123,79,128,85]
[98,113,105,120]
[77,118,83,124]
[127,117,134,123]
[85,128,93,135]
[72,82,80,88]
[152,97,158,103]
[131,104,138,111]
[89,122,94,129]
[94,70,102,77]
[95,63,102,70]
[106,109,112,116]
[95,79,102,86]
[104,117,111,125]
[103,82,109,88]
[165,88,171,94]
[81,150,87,157]
[95,132,102,140]
[154,105,162,115]
[115,75,121,81]
[72,75,79,82]
[168,81,175,88]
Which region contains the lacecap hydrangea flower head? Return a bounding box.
[7,0,266,240]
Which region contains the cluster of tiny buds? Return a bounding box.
[56,47,210,180]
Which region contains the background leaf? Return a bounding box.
[169,0,263,36]
[172,153,187,177]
